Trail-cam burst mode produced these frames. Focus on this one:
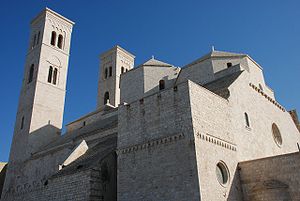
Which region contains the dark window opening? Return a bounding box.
[28,64,34,83]
[105,68,108,79]
[53,68,58,85]
[126,69,128,72]
[20,116,24,130]
[244,112,250,127]
[104,91,109,104]
[48,66,53,83]
[57,34,63,49]
[159,80,165,90]
[227,62,232,68]
[121,67,124,74]
[50,31,56,46]
[109,66,112,77]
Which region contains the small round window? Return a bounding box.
[272,123,282,147]
[216,161,229,186]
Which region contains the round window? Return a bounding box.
[272,123,282,147]
[216,161,229,186]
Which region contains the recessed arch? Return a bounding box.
[104,91,110,104]
[57,34,63,49]
[50,31,56,46]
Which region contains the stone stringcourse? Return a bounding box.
[196,132,237,152]
[117,133,185,154]
[249,83,285,112]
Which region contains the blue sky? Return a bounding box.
[0,1,299,161]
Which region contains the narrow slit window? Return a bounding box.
[50,31,56,46]
[159,80,165,90]
[57,34,63,49]
[28,64,34,83]
[104,91,110,104]
[109,67,112,77]
[53,68,58,85]
[48,66,53,83]
[244,112,250,127]
[20,116,24,130]
[121,67,124,74]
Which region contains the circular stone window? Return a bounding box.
[216,161,229,186]
[272,123,282,147]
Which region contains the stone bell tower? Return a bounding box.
[8,7,74,164]
[97,45,135,108]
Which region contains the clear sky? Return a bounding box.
[0,1,299,162]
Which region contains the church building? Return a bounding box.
[1,8,300,201]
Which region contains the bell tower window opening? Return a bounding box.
[109,66,112,77]
[28,64,34,84]
[57,34,63,49]
[104,92,110,104]
[159,80,165,90]
[50,31,56,46]
[53,68,58,85]
[48,66,53,83]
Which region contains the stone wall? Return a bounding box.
[239,152,300,201]
[117,81,201,201]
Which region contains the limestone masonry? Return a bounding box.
[1,8,300,201]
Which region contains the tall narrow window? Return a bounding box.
[244,112,250,127]
[121,67,124,74]
[48,66,53,83]
[105,68,108,79]
[159,80,165,90]
[53,68,58,85]
[57,34,63,49]
[37,31,40,45]
[109,66,112,77]
[104,92,110,104]
[28,64,34,83]
[50,31,56,46]
[20,116,24,130]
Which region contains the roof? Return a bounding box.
[203,70,244,99]
[185,50,247,68]
[50,135,117,178]
[140,58,173,67]
[33,114,118,156]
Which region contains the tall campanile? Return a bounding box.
[6,7,74,177]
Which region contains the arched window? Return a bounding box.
[20,116,24,130]
[272,123,282,147]
[121,67,124,74]
[48,66,53,83]
[105,68,108,79]
[159,80,165,90]
[227,62,232,68]
[109,66,112,77]
[37,31,40,45]
[57,34,63,49]
[104,91,110,104]
[28,64,34,83]
[53,68,58,85]
[50,31,56,46]
[244,112,250,127]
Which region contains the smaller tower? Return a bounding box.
[97,46,135,108]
